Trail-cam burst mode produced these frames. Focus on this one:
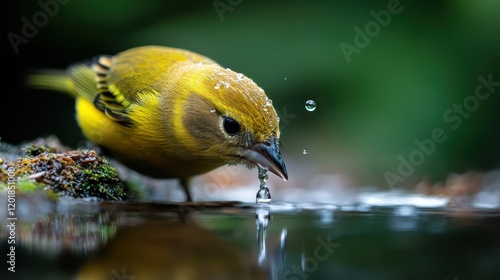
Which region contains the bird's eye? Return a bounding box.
[223,117,241,136]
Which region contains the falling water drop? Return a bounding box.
[303,149,309,155]
[255,207,270,266]
[256,166,271,203]
[256,188,271,203]
[305,100,316,111]
[258,166,268,187]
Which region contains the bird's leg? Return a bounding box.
[180,177,193,202]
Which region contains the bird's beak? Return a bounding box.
[244,137,288,181]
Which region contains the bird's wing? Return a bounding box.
[69,55,135,126]
[68,46,217,127]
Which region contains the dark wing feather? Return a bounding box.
[69,55,133,126]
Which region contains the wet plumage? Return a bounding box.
[29,46,287,200]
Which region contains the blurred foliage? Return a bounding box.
[3,0,500,188]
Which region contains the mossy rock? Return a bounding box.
[1,145,129,201]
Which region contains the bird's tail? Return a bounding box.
[26,70,77,98]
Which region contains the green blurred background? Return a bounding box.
[3,0,500,189]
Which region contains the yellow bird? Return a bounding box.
[29,46,287,201]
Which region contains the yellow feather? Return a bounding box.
[27,71,74,96]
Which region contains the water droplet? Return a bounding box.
[256,166,271,203]
[266,98,273,106]
[256,188,271,203]
[305,100,316,111]
[210,109,216,113]
[214,81,230,90]
[303,149,309,155]
[236,73,244,80]
[284,77,287,81]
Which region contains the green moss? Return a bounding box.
[80,158,126,200]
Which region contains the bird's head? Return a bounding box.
[174,64,288,180]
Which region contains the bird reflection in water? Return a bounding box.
[8,199,289,279]
[77,210,268,279]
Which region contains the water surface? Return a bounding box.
[1,198,499,280]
